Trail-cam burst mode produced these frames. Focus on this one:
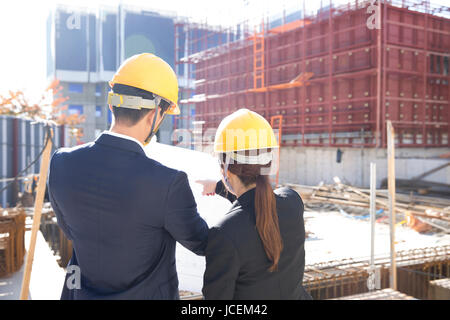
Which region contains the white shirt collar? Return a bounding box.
[102,131,146,152]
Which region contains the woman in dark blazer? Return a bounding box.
[198,108,311,300]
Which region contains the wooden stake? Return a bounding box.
[20,128,53,300]
[387,120,397,290]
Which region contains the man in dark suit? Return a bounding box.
[48,53,208,299]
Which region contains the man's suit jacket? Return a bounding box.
[203,182,311,300]
[48,132,208,299]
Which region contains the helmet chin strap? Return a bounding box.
[222,154,236,195]
[144,106,160,145]
[144,95,169,146]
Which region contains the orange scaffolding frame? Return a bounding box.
[270,115,283,186]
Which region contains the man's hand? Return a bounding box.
[195,180,218,196]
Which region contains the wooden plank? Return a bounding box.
[20,128,53,300]
[387,120,397,291]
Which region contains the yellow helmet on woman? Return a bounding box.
[214,109,278,165]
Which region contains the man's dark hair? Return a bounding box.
[111,83,155,126]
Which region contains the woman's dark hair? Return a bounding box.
[221,152,283,272]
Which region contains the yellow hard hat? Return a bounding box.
[109,53,179,115]
[214,109,279,154]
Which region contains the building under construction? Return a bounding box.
[177,0,449,187]
[1,0,449,301]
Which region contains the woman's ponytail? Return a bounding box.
[224,156,284,272]
[254,174,283,272]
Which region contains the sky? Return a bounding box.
[0,0,448,100]
[0,0,305,99]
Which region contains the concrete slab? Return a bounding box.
[304,210,450,265]
[144,141,450,293]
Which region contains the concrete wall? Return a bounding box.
[279,146,450,188]
[429,279,450,300]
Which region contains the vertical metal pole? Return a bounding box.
[381,0,387,148]
[98,7,103,77]
[174,23,178,131]
[375,0,382,147]
[422,1,429,146]
[328,0,333,146]
[367,162,377,291]
[387,120,397,290]
[86,10,90,83]
[370,162,376,268]
[116,3,120,69]
[302,0,306,146]
[12,118,19,206]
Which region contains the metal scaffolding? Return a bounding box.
[175,0,450,148]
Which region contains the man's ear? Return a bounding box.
[146,109,157,125]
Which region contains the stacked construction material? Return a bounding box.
[38,205,72,268]
[179,290,203,300]
[0,207,26,276]
[304,246,449,300]
[429,278,450,300]
[285,178,450,233]
[333,288,416,300]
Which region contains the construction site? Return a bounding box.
[0,0,449,301]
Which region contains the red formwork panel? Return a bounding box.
[388,7,424,46]
[191,3,449,148]
[287,36,299,62]
[355,17,372,45]
[285,88,296,107]
[311,21,328,55]
[351,49,369,71]
[334,17,351,49]
[430,17,450,51]
[335,53,350,74]
[268,91,279,115]
[254,92,265,109]
[278,34,290,62]
[235,93,244,109]
[220,97,228,112]
[430,81,448,102]
[353,76,371,100]
[310,58,325,76]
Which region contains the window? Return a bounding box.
[430,54,449,75]
[444,56,449,76]
[436,55,441,74]
[96,106,102,117]
[68,83,83,93]
[107,108,113,124]
[68,105,83,115]
[96,84,102,97]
